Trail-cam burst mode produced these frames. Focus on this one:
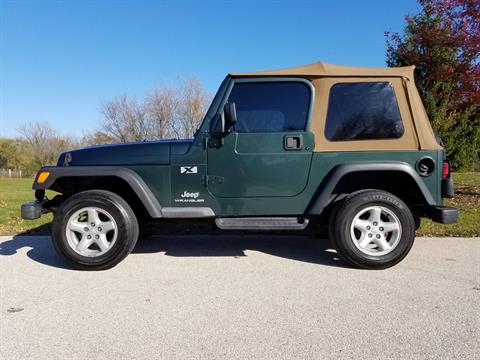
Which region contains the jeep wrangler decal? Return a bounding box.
[174,191,205,203]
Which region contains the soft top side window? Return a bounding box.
[325,82,404,141]
[227,81,310,133]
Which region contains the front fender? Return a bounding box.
[33,166,163,218]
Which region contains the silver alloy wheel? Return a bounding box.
[349,206,402,256]
[65,207,118,257]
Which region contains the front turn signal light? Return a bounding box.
[37,172,50,184]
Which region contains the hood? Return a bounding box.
[57,139,193,166]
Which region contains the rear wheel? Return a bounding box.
[329,190,415,269]
[52,190,139,270]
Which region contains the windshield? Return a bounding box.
[194,77,230,137]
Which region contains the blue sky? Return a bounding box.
[0,0,419,138]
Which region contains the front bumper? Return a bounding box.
[428,206,459,224]
[21,200,49,220]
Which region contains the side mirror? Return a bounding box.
[212,113,226,135]
[209,102,237,147]
[224,102,237,129]
[211,102,237,137]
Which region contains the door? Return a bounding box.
[207,80,314,198]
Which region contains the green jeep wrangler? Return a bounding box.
[21,61,458,270]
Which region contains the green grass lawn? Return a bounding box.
[0,174,479,236]
[417,173,480,237]
[0,178,55,235]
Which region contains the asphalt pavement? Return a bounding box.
[0,235,479,360]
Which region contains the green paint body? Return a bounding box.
[56,76,444,216]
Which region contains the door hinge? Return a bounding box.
[203,175,224,185]
[207,136,223,148]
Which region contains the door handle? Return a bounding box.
[284,135,303,150]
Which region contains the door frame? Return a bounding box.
[209,76,316,134]
[206,77,317,199]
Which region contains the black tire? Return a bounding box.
[52,190,139,270]
[414,217,421,230]
[329,189,415,269]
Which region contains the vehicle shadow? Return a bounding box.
[134,234,346,267]
[0,223,348,269]
[0,223,70,269]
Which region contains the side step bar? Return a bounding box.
[215,217,308,231]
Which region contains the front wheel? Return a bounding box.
[52,190,139,270]
[329,190,415,269]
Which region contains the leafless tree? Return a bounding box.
[99,77,211,143]
[175,77,211,139]
[100,95,149,143]
[18,122,58,166]
[144,86,179,139]
[17,122,77,166]
[81,131,117,146]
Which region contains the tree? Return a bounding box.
[99,77,211,142]
[175,77,211,139]
[386,0,480,170]
[17,122,77,167]
[100,95,149,143]
[18,122,58,166]
[144,86,179,139]
[0,138,36,171]
[81,131,118,146]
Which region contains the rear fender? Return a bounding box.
[306,162,436,215]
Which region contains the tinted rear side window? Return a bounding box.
[228,82,310,133]
[325,82,404,141]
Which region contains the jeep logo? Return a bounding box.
[181,191,199,199]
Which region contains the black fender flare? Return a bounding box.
[33,166,163,218]
[306,162,436,215]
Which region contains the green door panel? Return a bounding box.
[207,132,314,198]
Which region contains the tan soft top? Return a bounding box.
[230,61,415,81]
[230,61,440,150]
